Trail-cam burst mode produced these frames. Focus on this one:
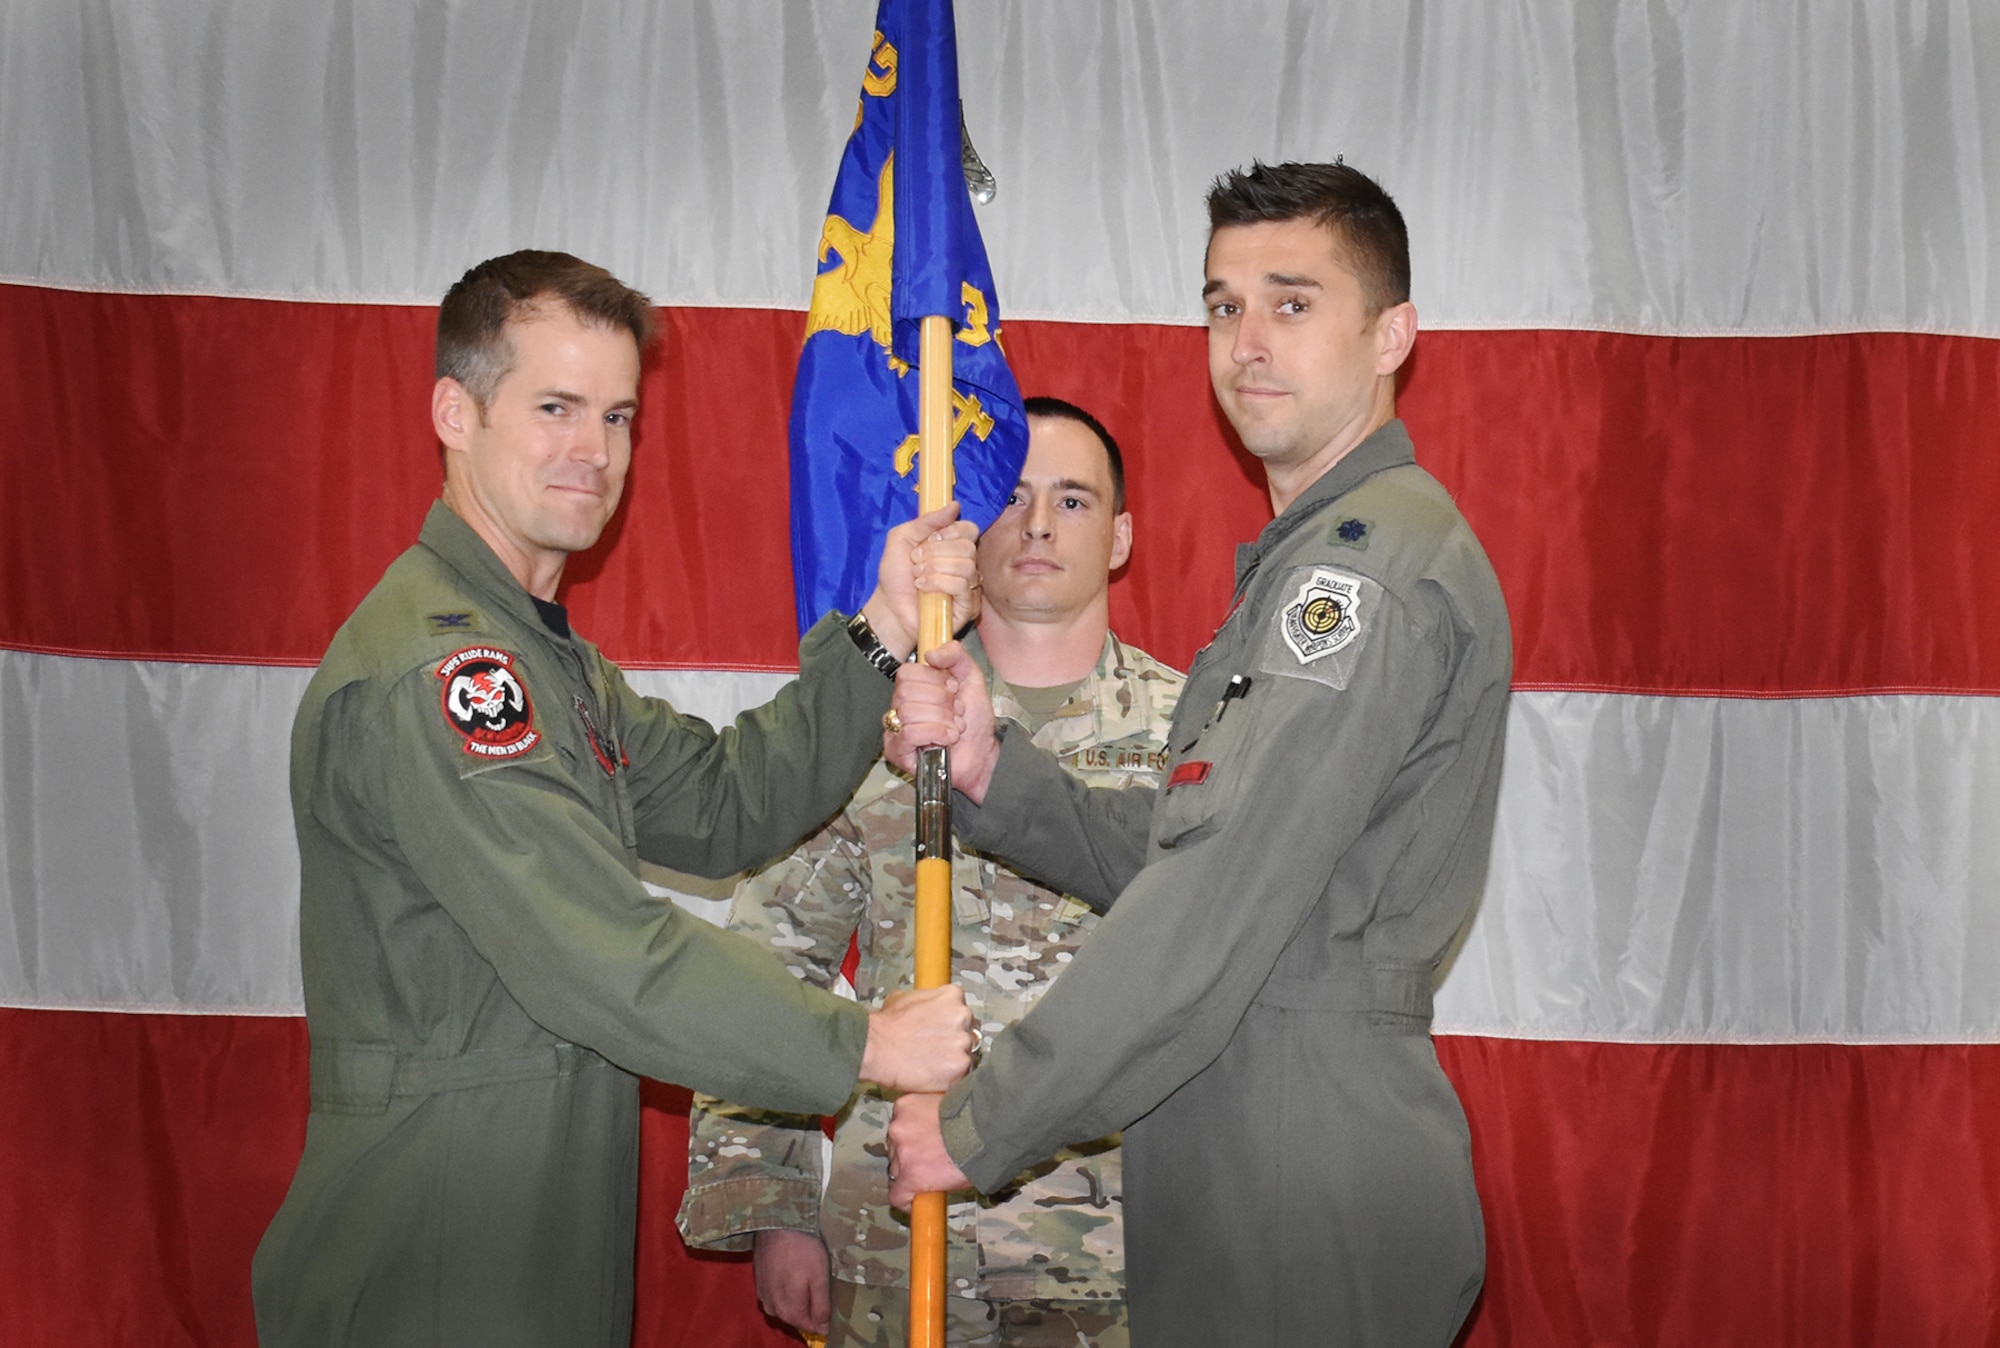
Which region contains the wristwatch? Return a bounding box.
[845,610,902,681]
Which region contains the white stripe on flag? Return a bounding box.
[1440,691,2000,1043]
[0,652,790,1015]
[3,0,1993,335]
[6,650,1995,1041]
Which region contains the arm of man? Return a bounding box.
[620,509,975,880]
[682,808,869,1248]
[887,642,1157,907]
[349,672,965,1115]
[753,1228,832,1337]
[954,727,1159,908]
[921,582,1455,1190]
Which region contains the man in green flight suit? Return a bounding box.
[680,398,1184,1346]
[884,163,1514,1347]
[251,250,981,1346]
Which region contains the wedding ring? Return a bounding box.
[882,708,904,736]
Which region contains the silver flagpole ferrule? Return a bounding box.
[915,745,952,860]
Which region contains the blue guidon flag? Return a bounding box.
[787,0,1028,633]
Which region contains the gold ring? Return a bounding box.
[882,708,904,736]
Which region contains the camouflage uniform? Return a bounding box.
[681,631,1182,1345]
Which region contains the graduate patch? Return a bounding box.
[1261,565,1382,691]
[1281,568,1363,664]
[436,647,539,758]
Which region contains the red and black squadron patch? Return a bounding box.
[436,647,539,758]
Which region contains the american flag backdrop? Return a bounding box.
[2,3,1997,1344]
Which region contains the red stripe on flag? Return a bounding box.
[1437,1035,2000,1345]
[7,1009,1998,1345]
[0,1009,307,1347]
[5,285,1997,691]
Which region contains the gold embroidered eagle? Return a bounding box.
[805,155,896,352]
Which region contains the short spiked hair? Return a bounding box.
[1206,160,1410,319]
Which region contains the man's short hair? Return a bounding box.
[1023,396,1127,513]
[1205,161,1410,319]
[436,250,657,411]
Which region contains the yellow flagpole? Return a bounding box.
[915,323,958,654]
[908,312,955,1348]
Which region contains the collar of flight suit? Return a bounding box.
[1232,417,1417,587]
[416,499,570,641]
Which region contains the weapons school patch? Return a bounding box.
[436,647,539,758]
[1281,568,1363,664]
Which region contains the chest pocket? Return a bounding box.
[1151,674,1259,851]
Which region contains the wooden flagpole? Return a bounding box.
[908,312,955,1348]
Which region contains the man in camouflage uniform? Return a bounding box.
[681,398,1184,1347]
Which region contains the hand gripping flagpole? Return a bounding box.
[789,1,1017,1330]
[909,311,955,1348]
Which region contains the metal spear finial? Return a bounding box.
[959,101,996,204]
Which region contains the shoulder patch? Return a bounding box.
[1329,517,1372,550]
[1260,565,1382,691]
[1280,568,1364,663]
[436,647,540,758]
[425,610,482,635]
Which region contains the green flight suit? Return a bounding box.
[252,502,890,1346]
[936,421,1513,1347]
